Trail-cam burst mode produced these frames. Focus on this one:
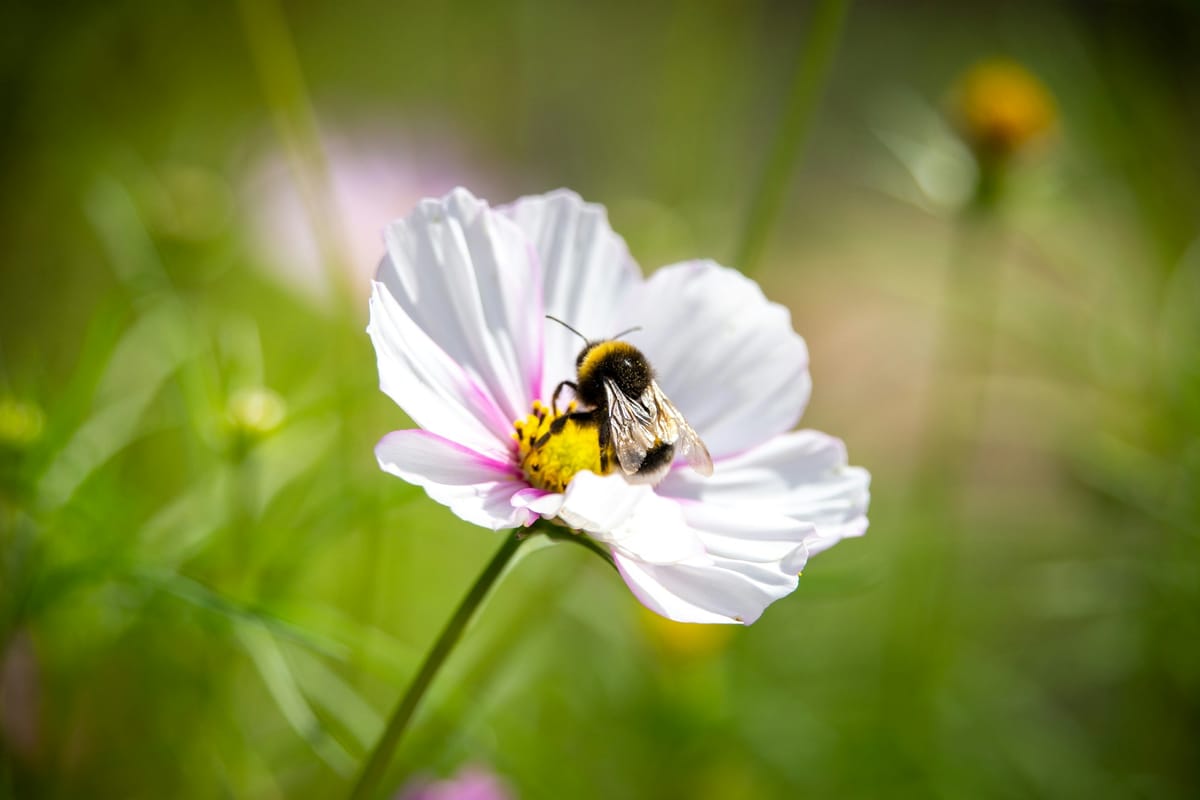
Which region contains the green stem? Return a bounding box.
[920,206,1004,486]
[347,532,525,800]
[733,0,851,275]
[537,521,618,572]
[876,193,1006,781]
[238,0,376,681]
[236,0,355,314]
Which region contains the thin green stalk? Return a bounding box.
[347,532,525,800]
[876,183,1007,782]
[920,205,1005,485]
[238,0,380,670]
[539,523,618,572]
[236,0,354,314]
[733,0,851,275]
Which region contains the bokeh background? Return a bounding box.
[3,0,1199,797]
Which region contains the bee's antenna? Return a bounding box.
[611,325,642,340]
[545,314,589,345]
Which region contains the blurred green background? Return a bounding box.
[2,0,1199,797]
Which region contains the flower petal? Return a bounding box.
[673,501,815,566]
[559,474,808,624]
[658,429,871,556]
[510,487,564,518]
[614,551,801,626]
[375,429,534,530]
[376,188,543,429]
[369,282,514,460]
[501,190,640,397]
[557,472,707,565]
[616,260,812,458]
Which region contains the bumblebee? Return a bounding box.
[545,316,713,484]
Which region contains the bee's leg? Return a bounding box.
[536,407,592,449]
[594,414,612,473]
[551,381,578,414]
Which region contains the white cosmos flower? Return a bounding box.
[369,188,870,625]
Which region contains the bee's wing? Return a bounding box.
[603,379,660,475]
[604,379,714,477]
[645,381,713,476]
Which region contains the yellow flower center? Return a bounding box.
[513,400,611,493]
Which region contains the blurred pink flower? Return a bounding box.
[395,764,513,800]
[246,130,496,305]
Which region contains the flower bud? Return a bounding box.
[225,387,286,441]
[951,59,1056,163]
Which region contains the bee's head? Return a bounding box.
[548,315,644,373]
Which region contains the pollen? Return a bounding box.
[512,400,610,493]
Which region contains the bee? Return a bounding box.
[545,316,713,484]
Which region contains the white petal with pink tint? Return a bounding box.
[557,472,708,566]
[659,429,871,555]
[375,429,533,530]
[502,190,640,395]
[510,487,565,518]
[377,188,543,426]
[617,261,811,458]
[560,473,817,624]
[369,283,514,459]
[675,501,814,567]
[615,550,802,626]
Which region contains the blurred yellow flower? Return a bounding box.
[638,605,735,660]
[0,399,45,450]
[952,59,1056,161]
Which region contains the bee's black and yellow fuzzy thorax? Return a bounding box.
[575,340,653,407]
